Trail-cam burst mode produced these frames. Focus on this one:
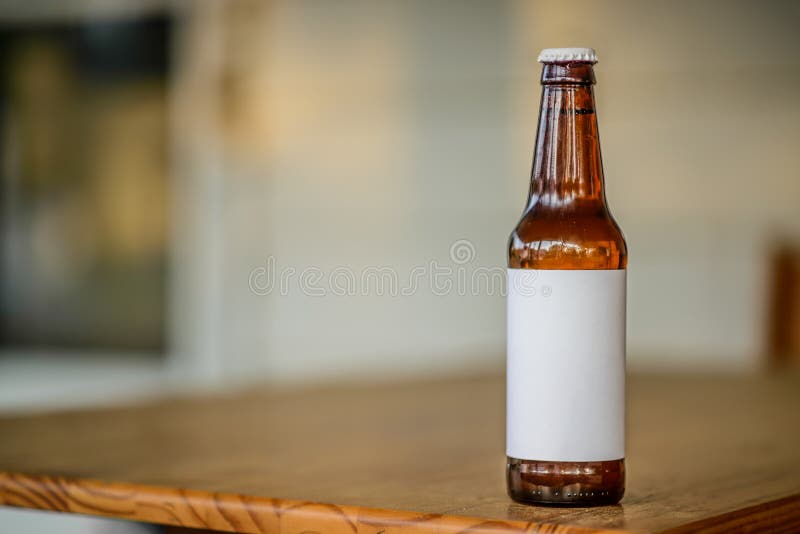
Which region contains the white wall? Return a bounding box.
[206,0,800,384]
[179,0,519,383]
[167,0,800,385]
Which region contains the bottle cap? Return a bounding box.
[537,48,597,64]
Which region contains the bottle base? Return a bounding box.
[506,457,625,506]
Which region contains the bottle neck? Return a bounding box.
[528,64,606,214]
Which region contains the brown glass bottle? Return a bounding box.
[506,49,627,506]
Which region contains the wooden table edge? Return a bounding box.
[0,472,624,533]
[657,493,800,533]
[3,472,800,533]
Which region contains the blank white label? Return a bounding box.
[506,269,626,462]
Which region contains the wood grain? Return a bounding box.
[0,472,614,533]
[1,373,799,533]
[661,494,800,534]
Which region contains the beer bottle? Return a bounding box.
[506,48,627,506]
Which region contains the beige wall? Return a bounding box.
[172,0,800,384]
[188,0,518,382]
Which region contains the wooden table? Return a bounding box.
[1,373,799,533]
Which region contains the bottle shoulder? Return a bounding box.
[508,209,627,269]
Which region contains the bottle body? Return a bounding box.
[506,50,627,506]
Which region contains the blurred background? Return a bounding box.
[0,0,799,530]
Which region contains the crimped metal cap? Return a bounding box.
[537,48,598,64]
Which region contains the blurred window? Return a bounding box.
[0,15,172,352]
